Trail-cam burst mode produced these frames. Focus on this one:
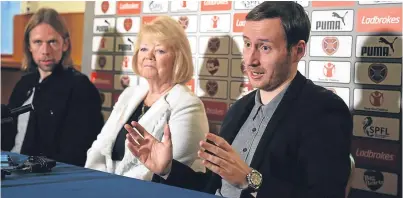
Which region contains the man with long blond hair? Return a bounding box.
[1,8,104,167]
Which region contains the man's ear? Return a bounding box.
[62,38,69,52]
[294,40,306,61]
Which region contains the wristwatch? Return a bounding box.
[246,169,263,191]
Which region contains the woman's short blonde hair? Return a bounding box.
[132,16,193,84]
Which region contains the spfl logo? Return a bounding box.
[368,63,387,83]
[363,169,384,191]
[149,1,163,11]
[241,1,261,8]
[362,117,389,139]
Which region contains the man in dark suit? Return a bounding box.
[124,2,353,198]
[1,8,104,167]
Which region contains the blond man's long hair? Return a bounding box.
[22,8,72,71]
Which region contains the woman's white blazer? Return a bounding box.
[85,83,209,180]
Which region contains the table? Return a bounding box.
[1,152,218,198]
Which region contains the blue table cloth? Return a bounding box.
[1,151,218,198]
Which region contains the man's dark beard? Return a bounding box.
[262,53,292,92]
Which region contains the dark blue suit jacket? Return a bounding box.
[153,71,353,198]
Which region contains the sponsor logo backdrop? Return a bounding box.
[82,1,402,197]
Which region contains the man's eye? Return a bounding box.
[260,45,270,51]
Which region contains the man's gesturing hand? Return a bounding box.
[198,133,252,188]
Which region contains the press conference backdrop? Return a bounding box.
[81,1,402,197]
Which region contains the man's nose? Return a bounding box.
[40,43,51,55]
[243,48,260,67]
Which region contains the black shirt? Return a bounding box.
[112,100,151,161]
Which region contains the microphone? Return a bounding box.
[1,104,34,124]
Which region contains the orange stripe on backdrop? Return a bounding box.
[117,1,142,15]
[142,16,158,24]
[233,13,247,33]
[312,1,355,7]
[201,1,232,11]
[356,7,402,33]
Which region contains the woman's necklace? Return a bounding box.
[139,103,148,120]
[140,85,174,119]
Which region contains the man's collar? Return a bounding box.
[254,82,292,106]
[33,63,65,83]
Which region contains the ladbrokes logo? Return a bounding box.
[142,16,157,24]
[312,1,355,7]
[352,139,399,171]
[357,7,401,32]
[312,10,353,31]
[233,13,247,33]
[201,1,232,11]
[356,149,394,161]
[90,72,113,89]
[202,100,227,121]
[117,1,141,15]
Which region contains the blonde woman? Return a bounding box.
[85,16,208,180]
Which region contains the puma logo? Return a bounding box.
[379,37,398,52]
[332,11,348,26]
